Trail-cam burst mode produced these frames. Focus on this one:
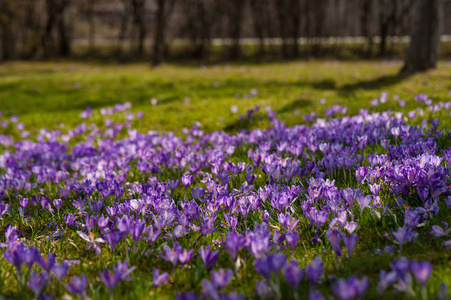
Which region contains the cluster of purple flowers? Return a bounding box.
[0,91,450,299]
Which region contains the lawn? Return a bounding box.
[1,60,451,133]
[0,60,450,299]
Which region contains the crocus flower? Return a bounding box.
[28,271,48,298]
[392,226,418,252]
[101,231,123,253]
[178,248,194,265]
[181,174,193,187]
[52,263,69,281]
[161,242,182,267]
[327,229,342,257]
[211,269,233,289]
[410,261,432,286]
[342,233,358,258]
[77,231,105,257]
[332,276,369,300]
[283,260,304,289]
[201,279,219,300]
[38,253,56,272]
[66,274,88,298]
[305,257,324,285]
[99,268,121,294]
[113,260,136,281]
[153,269,170,288]
[200,246,219,270]
[224,231,245,260]
[254,253,286,280]
[285,231,299,251]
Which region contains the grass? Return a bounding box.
[1,60,451,134]
[0,60,451,299]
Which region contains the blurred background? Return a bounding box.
[0,0,450,64]
[0,0,450,135]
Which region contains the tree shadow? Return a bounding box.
[310,79,336,90]
[338,72,412,96]
[278,98,312,113]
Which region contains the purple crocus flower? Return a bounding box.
[224,231,245,260]
[113,259,136,281]
[28,270,48,298]
[332,276,369,300]
[161,242,182,267]
[341,233,358,258]
[66,274,88,298]
[182,174,193,187]
[327,229,342,257]
[77,231,105,257]
[391,257,410,278]
[357,194,372,217]
[305,257,324,285]
[201,279,219,300]
[285,231,300,251]
[211,269,233,289]
[344,221,358,234]
[179,248,194,265]
[153,269,170,288]
[283,260,304,289]
[392,226,418,252]
[201,216,217,236]
[254,253,286,280]
[410,261,432,286]
[101,231,123,253]
[99,269,121,294]
[52,263,69,281]
[53,199,63,214]
[3,243,26,273]
[200,246,220,270]
[38,252,56,273]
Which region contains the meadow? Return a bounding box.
[0,60,451,299]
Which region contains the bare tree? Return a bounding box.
[181,0,213,59]
[0,0,3,62]
[250,0,272,56]
[222,0,246,59]
[0,0,19,60]
[85,0,98,52]
[402,0,443,72]
[131,0,146,56]
[360,0,375,56]
[276,0,301,58]
[378,0,414,56]
[116,0,132,55]
[152,0,176,66]
[42,0,72,56]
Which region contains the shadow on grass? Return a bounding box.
[278,98,312,113]
[338,72,412,96]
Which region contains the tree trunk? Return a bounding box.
[152,0,175,66]
[116,2,130,55]
[0,0,3,62]
[379,23,388,56]
[88,2,95,51]
[227,0,245,59]
[131,0,146,56]
[58,15,70,56]
[276,0,290,58]
[402,0,443,72]
[250,0,267,56]
[361,0,374,56]
[152,0,165,66]
[289,0,300,58]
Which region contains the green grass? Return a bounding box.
[1,60,451,134]
[1,60,451,299]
